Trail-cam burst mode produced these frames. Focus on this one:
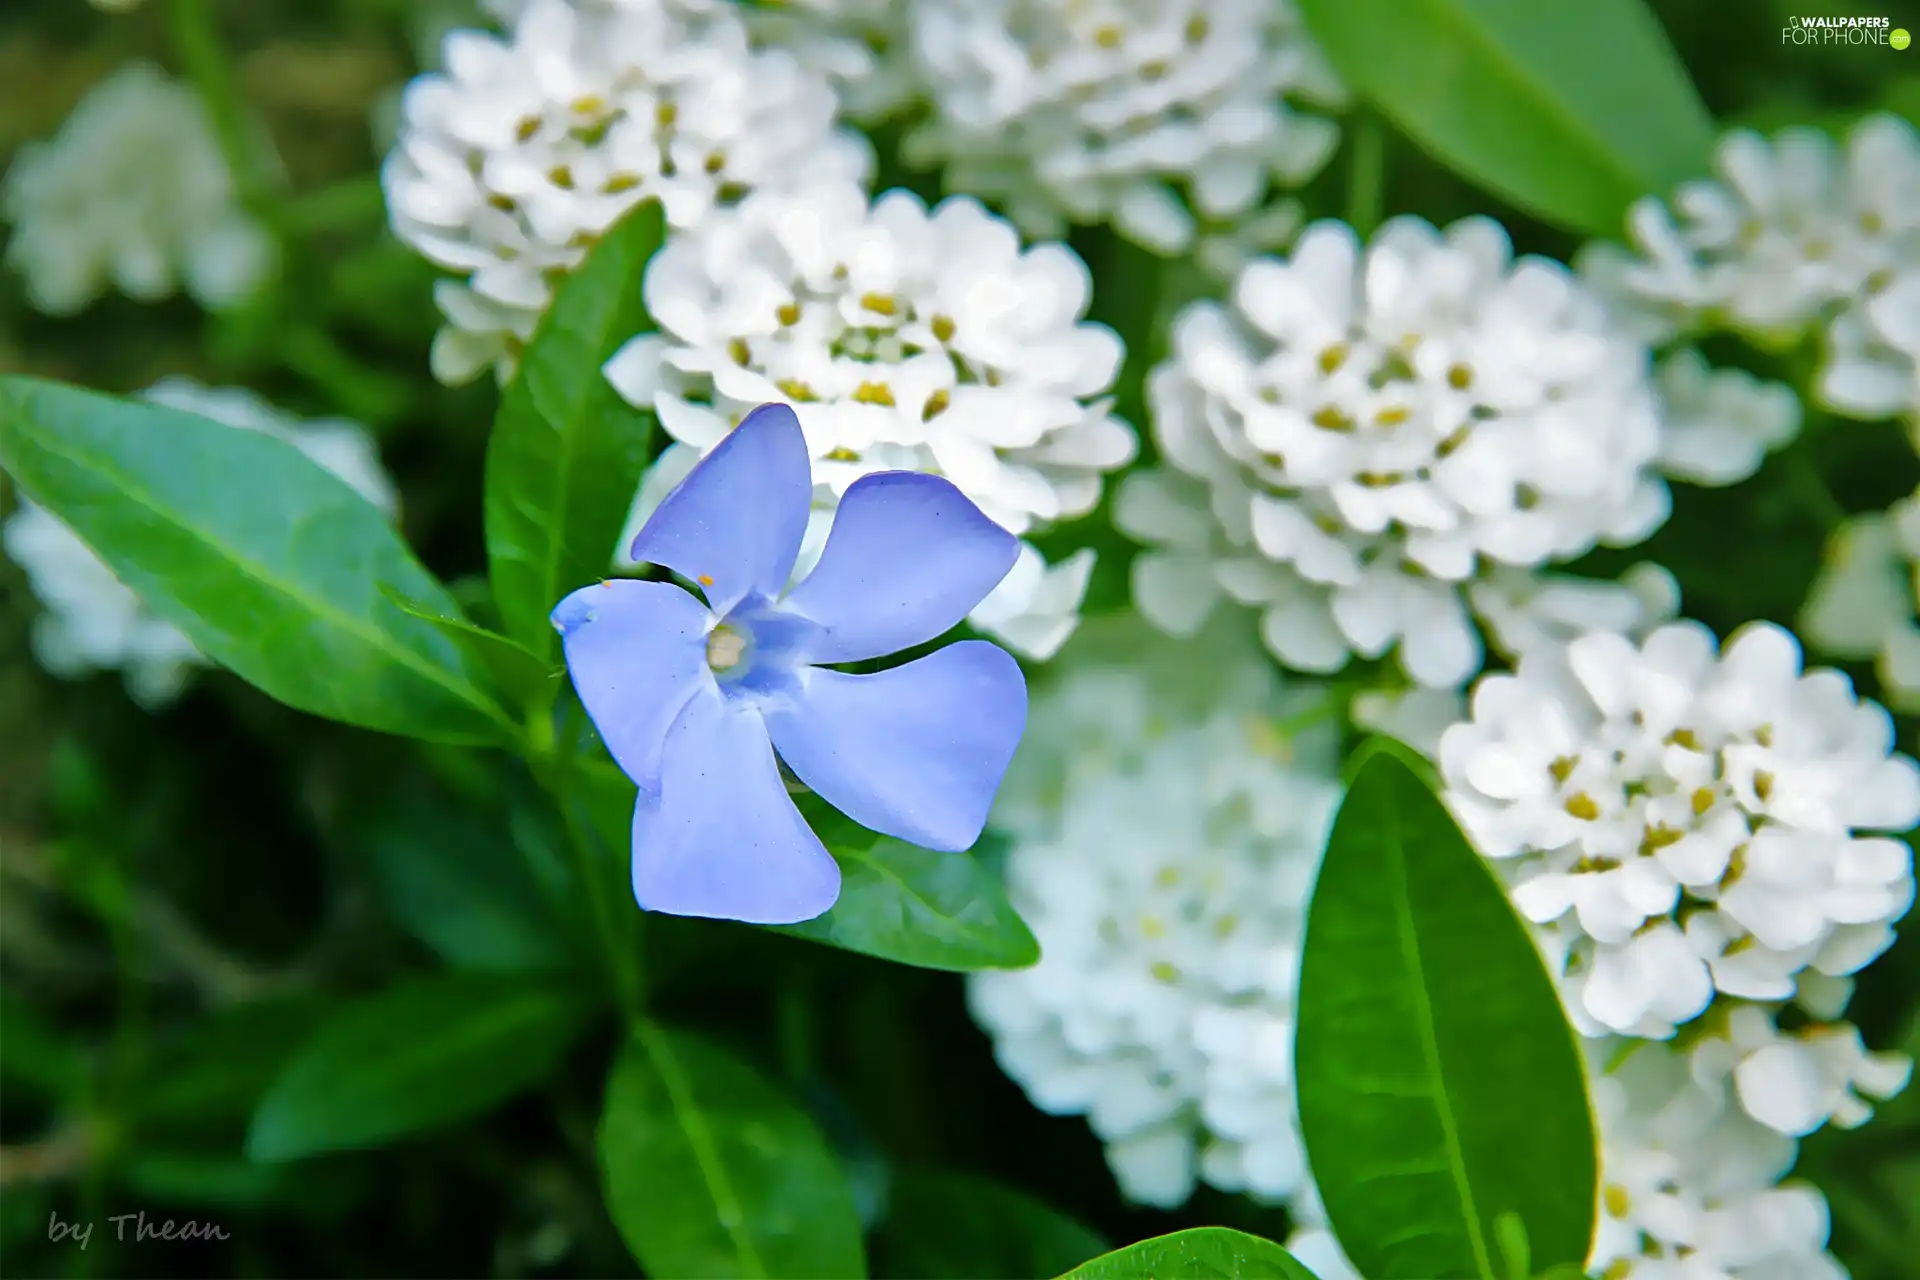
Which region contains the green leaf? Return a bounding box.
[0,377,508,744]
[571,756,640,856]
[485,199,663,658]
[246,975,590,1162]
[1494,1212,1530,1280]
[876,1169,1106,1280]
[120,1153,293,1210]
[599,1022,867,1279]
[130,997,336,1131]
[1057,1227,1318,1280]
[0,995,86,1100]
[379,584,559,710]
[1294,744,1598,1280]
[1295,0,1714,236]
[773,814,1039,972]
[349,771,582,975]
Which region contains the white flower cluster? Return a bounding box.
[1585,114,1920,429]
[1585,1037,1850,1280]
[383,0,870,385]
[902,0,1345,266]
[967,620,1343,1211]
[1800,488,1920,714]
[3,381,395,709]
[1120,216,1705,690]
[481,0,913,123]
[1438,621,1918,1140]
[1825,271,1920,435]
[604,180,1137,660]
[1650,349,1801,488]
[2,63,275,317]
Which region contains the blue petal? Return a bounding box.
[553,579,712,793]
[781,471,1020,664]
[631,684,841,924]
[628,403,812,616]
[763,641,1027,852]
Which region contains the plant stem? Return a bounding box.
[282,177,389,240]
[776,976,816,1083]
[166,0,283,236]
[557,776,643,1019]
[1344,111,1387,238]
[279,327,416,425]
[529,701,643,1020]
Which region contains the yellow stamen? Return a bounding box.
[706,625,746,671]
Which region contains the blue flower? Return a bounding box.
[552,402,1029,925]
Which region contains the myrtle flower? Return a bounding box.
[604,180,1136,660]
[1800,488,1920,713]
[1,63,275,316]
[552,403,1027,925]
[1438,621,1920,1044]
[901,0,1345,260]
[1120,217,1678,689]
[2,381,395,709]
[1587,1038,1845,1280]
[968,622,1342,1209]
[383,0,870,385]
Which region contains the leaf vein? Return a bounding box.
[25,430,504,730]
[1386,786,1497,1280]
[636,1022,768,1278]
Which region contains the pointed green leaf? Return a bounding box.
[1295,744,1598,1279]
[876,1169,1107,1279]
[599,1022,867,1279]
[1296,0,1713,235]
[347,768,582,975]
[486,199,663,657]
[379,584,559,710]
[120,1153,293,1210]
[774,812,1039,972]
[1057,1227,1317,1280]
[0,377,509,744]
[130,997,337,1131]
[247,975,590,1162]
[0,994,86,1100]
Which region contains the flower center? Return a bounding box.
[706,624,747,671]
